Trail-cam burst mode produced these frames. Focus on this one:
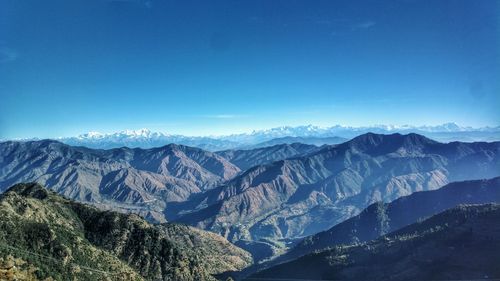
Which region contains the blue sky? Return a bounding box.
[0,0,499,138]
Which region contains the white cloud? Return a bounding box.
[352,21,376,30]
[202,114,248,119]
[0,47,18,63]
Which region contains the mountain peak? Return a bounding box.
[350,132,435,144]
[340,132,438,155]
[76,128,168,140]
[123,128,152,137]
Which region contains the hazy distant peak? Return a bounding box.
[72,123,499,141]
[14,123,496,151]
[76,128,170,139]
[349,132,436,145]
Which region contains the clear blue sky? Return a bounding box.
[0,0,498,138]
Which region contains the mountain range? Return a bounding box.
[2,132,499,264]
[0,140,242,223]
[1,132,500,280]
[173,133,500,259]
[20,123,500,150]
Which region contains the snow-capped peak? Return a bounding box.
[55,123,500,150]
[121,128,153,138]
[78,131,104,139]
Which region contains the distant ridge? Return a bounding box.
[7,123,499,150]
[216,143,319,170]
[0,139,241,222]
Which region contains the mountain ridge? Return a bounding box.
[0,140,241,223]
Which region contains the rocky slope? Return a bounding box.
[251,204,500,281]
[0,140,240,222]
[0,183,252,281]
[255,177,500,273]
[175,133,500,259]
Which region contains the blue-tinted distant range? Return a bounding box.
[0,0,499,140]
[16,123,500,151]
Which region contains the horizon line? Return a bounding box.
[3,122,500,140]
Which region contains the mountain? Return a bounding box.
[62,129,242,151]
[216,143,318,171]
[0,182,252,281]
[0,140,240,222]
[265,177,500,271]
[31,123,500,150]
[174,133,500,260]
[249,136,347,148]
[250,203,500,281]
[218,123,500,143]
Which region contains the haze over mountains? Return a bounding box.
[22,123,500,150]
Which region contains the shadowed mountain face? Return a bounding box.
[216,143,319,171]
[249,136,347,148]
[174,133,500,257]
[251,204,500,281]
[0,140,240,222]
[255,177,500,272]
[0,183,252,281]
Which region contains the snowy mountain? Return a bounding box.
[61,129,240,151]
[48,123,500,150]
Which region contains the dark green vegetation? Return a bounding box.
[251,204,500,281]
[0,183,251,281]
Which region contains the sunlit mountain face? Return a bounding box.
[1,0,499,280]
